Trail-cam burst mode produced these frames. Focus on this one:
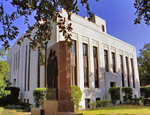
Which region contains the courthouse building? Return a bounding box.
[7,9,140,109]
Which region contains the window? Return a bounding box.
[96,98,101,102]
[16,52,17,70]
[110,82,116,87]
[93,47,99,88]
[85,99,90,109]
[83,43,89,87]
[111,52,116,73]
[27,99,29,104]
[126,57,130,87]
[28,45,31,91]
[102,25,105,32]
[131,58,135,88]
[120,55,124,87]
[24,45,28,91]
[18,50,20,69]
[104,50,109,72]
[71,41,77,86]
[14,79,16,87]
[24,99,26,103]
[38,47,40,88]
[45,42,48,87]
[14,54,15,71]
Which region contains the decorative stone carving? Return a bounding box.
[82,36,88,44]
[111,46,116,52]
[92,40,98,47]
[125,51,129,56]
[103,43,109,50]
[119,49,123,55]
[47,49,58,89]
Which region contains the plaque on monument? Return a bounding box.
[46,49,58,100]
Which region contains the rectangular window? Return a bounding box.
[83,43,89,87]
[110,82,116,87]
[18,50,20,69]
[126,57,130,87]
[14,79,16,87]
[85,99,90,109]
[131,58,135,88]
[93,47,99,88]
[104,50,109,72]
[27,99,29,104]
[16,52,17,70]
[24,45,28,91]
[102,25,105,32]
[45,42,48,87]
[14,54,15,71]
[120,55,124,87]
[111,52,116,73]
[28,45,31,91]
[38,48,40,88]
[71,41,77,86]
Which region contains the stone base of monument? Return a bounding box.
[31,100,83,115]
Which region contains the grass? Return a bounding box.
[0,107,4,113]
[77,105,150,115]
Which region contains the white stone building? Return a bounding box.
[7,9,140,109]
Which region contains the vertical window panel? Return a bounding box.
[83,43,89,87]
[71,41,77,86]
[93,47,99,88]
[126,57,130,87]
[104,50,109,72]
[111,52,116,73]
[131,58,135,88]
[120,55,124,87]
[45,42,48,87]
[28,44,31,91]
[38,48,40,88]
[24,45,28,91]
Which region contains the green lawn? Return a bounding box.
[0,107,4,113]
[77,105,150,114]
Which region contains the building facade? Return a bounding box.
[7,9,140,109]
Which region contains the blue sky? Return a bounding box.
[0,0,150,55]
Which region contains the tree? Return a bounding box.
[138,43,150,86]
[0,48,10,98]
[134,0,150,25]
[0,0,99,64]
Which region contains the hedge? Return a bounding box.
[97,100,111,107]
[33,88,46,107]
[122,87,133,102]
[140,87,150,98]
[71,85,82,110]
[109,87,120,105]
[0,87,20,106]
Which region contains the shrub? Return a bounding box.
[122,87,133,102]
[33,88,46,107]
[71,85,82,110]
[140,87,150,98]
[90,102,97,109]
[96,100,110,107]
[109,87,120,105]
[0,87,20,105]
[126,99,131,105]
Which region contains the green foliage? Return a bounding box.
[0,0,99,51]
[90,102,97,109]
[122,87,133,102]
[0,87,20,105]
[109,87,120,105]
[33,88,46,107]
[0,59,10,98]
[140,86,150,98]
[96,100,111,107]
[134,0,150,25]
[71,85,82,110]
[137,43,150,86]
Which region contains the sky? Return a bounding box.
[0,0,150,55]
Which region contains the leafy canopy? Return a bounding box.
[0,0,99,49]
[138,43,150,86]
[134,0,150,25]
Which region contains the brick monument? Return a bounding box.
[31,41,82,115]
